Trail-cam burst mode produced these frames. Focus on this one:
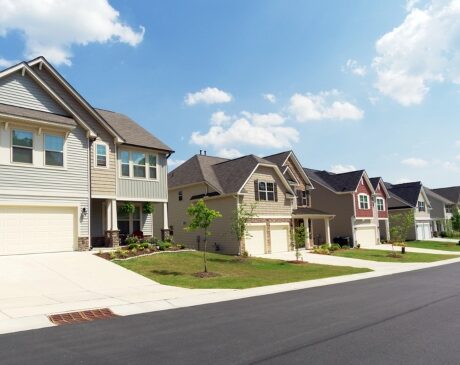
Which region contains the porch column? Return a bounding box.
[104,199,119,248]
[303,218,311,249]
[105,200,111,231]
[324,218,331,246]
[161,202,170,240]
[111,200,118,230]
[385,219,390,241]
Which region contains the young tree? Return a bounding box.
[389,211,415,253]
[185,199,222,273]
[451,206,460,232]
[230,203,257,254]
[292,224,306,262]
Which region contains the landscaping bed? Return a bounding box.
[405,240,460,252]
[115,251,371,289]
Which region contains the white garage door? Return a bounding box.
[245,225,266,255]
[0,206,77,255]
[355,226,378,248]
[416,222,431,240]
[270,225,290,253]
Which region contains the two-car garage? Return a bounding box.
[244,223,291,256]
[0,205,78,255]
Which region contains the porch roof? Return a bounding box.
[292,207,334,218]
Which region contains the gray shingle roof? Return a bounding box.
[96,109,173,152]
[369,177,381,190]
[292,207,333,216]
[425,188,454,205]
[385,181,422,208]
[168,154,279,194]
[432,186,460,204]
[0,103,76,127]
[304,168,364,192]
[263,151,291,170]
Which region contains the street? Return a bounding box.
[2,262,460,364]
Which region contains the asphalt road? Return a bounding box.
[3,263,460,365]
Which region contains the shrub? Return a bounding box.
[143,202,155,214]
[120,202,136,216]
[127,243,139,250]
[329,243,341,252]
[139,242,150,249]
[131,248,137,255]
[125,236,139,246]
[440,231,448,238]
[158,241,172,251]
[109,252,117,260]
[313,245,330,255]
[149,237,160,245]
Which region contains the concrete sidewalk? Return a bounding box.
[2,249,460,336]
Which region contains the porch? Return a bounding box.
[292,207,334,249]
[90,199,169,247]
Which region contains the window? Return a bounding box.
[132,206,141,233]
[96,143,108,167]
[117,204,141,235]
[178,191,183,201]
[418,201,426,212]
[376,197,385,211]
[12,129,33,164]
[359,194,369,209]
[120,151,130,177]
[259,181,275,201]
[305,190,311,207]
[44,134,64,166]
[149,154,157,179]
[132,152,146,178]
[296,190,309,207]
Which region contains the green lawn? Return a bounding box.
[405,240,460,252]
[115,251,371,289]
[331,248,458,263]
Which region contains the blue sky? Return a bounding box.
[0,0,459,187]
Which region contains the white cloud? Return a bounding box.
[185,87,232,106]
[263,93,276,103]
[443,161,460,172]
[330,164,357,173]
[167,158,185,170]
[396,177,412,183]
[216,148,242,159]
[456,154,460,160]
[210,111,232,126]
[373,0,460,105]
[190,114,299,150]
[344,59,367,76]
[241,111,285,126]
[288,90,364,122]
[401,157,428,167]
[0,58,17,68]
[406,0,421,11]
[0,0,144,66]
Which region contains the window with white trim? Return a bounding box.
[95,143,108,167]
[132,152,146,178]
[149,154,157,179]
[358,194,370,209]
[12,129,33,164]
[418,201,426,212]
[259,181,275,201]
[120,151,130,177]
[117,204,141,235]
[44,134,64,167]
[376,197,385,211]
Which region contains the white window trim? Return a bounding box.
[118,150,159,181]
[43,132,66,168]
[95,142,109,169]
[11,128,34,166]
[119,150,131,178]
[418,201,426,212]
[358,193,370,210]
[148,153,159,181]
[259,180,275,201]
[376,197,385,211]
[117,203,143,234]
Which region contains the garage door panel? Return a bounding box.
[416,222,431,240]
[0,206,77,255]
[270,225,290,253]
[355,226,377,248]
[245,226,266,256]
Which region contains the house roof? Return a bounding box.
[168,153,290,195]
[0,103,76,127]
[369,177,380,190]
[432,186,460,204]
[292,207,333,216]
[304,168,365,192]
[385,181,423,208]
[96,109,173,152]
[263,151,291,169]
[425,188,455,205]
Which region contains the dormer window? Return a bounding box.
[418,201,426,212]
[358,194,370,210]
[258,181,276,201]
[376,197,385,211]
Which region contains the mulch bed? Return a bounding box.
[193,271,220,278]
[287,260,309,265]
[95,247,186,261]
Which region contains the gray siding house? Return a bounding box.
[0,57,173,255]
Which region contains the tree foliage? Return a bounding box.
[291,224,306,261]
[389,211,415,243]
[451,206,460,231]
[185,199,222,272]
[231,203,257,253]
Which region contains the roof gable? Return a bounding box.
[432,186,460,203]
[385,181,424,208]
[264,150,312,187]
[304,168,366,193]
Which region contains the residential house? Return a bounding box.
[432,186,460,211]
[425,188,454,235]
[385,181,432,240]
[167,151,333,255]
[0,57,172,255]
[304,168,390,247]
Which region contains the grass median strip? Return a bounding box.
[404,240,460,252]
[116,251,371,289]
[331,248,458,263]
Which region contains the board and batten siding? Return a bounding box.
[0,124,89,236]
[0,73,67,115]
[32,66,117,197]
[117,152,168,201]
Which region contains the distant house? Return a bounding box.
[432,186,460,210]
[167,151,333,255]
[304,168,389,247]
[425,188,454,235]
[386,181,432,240]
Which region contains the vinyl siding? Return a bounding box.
[0,125,89,236]
[117,152,168,201]
[0,72,67,115]
[32,66,117,197]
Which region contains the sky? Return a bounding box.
[0,0,459,187]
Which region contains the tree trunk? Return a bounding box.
[203,229,208,273]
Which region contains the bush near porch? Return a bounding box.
[115,251,371,289]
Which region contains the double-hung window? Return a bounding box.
[12,129,33,164]
[120,151,130,177]
[132,152,146,178]
[259,181,275,201]
[418,201,425,212]
[376,197,385,211]
[117,204,141,235]
[44,134,64,167]
[149,154,157,179]
[96,143,108,167]
[359,194,370,209]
